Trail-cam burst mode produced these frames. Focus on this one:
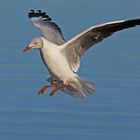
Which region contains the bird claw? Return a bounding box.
[38,80,67,96]
[38,86,47,95]
[38,80,59,95]
[49,92,54,96]
[49,84,67,96]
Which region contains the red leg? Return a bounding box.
[49,84,67,96]
[38,85,53,95]
[38,80,58,95]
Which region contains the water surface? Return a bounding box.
[0,0,140,140]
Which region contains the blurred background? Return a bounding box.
[0,0,140,140]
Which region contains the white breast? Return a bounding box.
[40,38,76,81]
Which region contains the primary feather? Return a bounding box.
[25,10,140,99]
[28,10,65,45]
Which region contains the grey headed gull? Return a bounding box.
[23,10,140,99]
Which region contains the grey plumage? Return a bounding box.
[28,10,65,45]
[61,19,140,73]
[25,10,140,99]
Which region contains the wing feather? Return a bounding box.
[28,10,65,45]
[61,19,140,72]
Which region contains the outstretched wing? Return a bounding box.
[61,19,140,72]
[28,10,65,45]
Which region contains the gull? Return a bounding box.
[23,10,140,99]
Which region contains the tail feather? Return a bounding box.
[63,77,95,99]
[47,76,95,99]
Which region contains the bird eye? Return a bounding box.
[34,42,37,45]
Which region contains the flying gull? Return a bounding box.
[23,10,140,99]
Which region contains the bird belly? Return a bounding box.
[40,48,75,82]
[49,57,75,81]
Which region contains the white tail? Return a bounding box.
[62,76,95,99]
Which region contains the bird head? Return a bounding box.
[23,37,43,52]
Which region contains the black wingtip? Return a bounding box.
[28,9,34,18]
[28,9,52,21]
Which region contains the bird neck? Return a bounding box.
[40,37,57,49]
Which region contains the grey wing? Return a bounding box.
[28,10,65,45]
[61,19,140,72]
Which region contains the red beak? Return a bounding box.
[23,46,31,52]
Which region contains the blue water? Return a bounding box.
[0,0,140,140]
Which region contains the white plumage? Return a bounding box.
[23,10,140,99]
